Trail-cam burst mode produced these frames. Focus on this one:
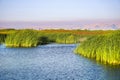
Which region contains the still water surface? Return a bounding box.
[0,44,120,80]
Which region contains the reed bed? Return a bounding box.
[38,32,81,44]
[5,30,39,47]
[0,29,112,47]
[75,30,120,65]
[0,34,7,44]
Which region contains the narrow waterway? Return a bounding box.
[0,44,120,80]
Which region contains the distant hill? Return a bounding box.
[83,24,120,30]
[0,21,120,30]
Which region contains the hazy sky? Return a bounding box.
[0,0,120,21]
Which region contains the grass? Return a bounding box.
[38,29,111,44]
[0,29,15,34]
[5,29,40,47]
[38,31,81,44]
[0,29,14,44]
[0,29,112,47]
[1,29,119,65]
[0,34,7,44]
[74,30,120,65]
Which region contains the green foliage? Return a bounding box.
[75,30,120,65]
[38,36,49,45]
[0,34,7,44]
[0,29,112,46]
[1,29,113,47]
[4,29,83,47]
[38,33,81,44]
[56,33,71,43]
[55,33,81,44]
[5,30,39,47]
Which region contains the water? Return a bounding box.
[0,44,120,80]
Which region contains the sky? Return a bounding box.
[0,0,120,22]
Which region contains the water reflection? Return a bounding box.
[102,65,120,80]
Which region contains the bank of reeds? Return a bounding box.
[0,34,7,44]
[75,30,120,65]
[38,32,81,44]
[5,30,40,47]
[1,29,112,47]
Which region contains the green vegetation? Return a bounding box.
[5,30,40,47]
[45,33,78,44]
[75,30,120,65]
[0,34,6,44]
[38,29,110,44]
[0,29,120,65]
[0,29,113,48]
[0,29,15,34]
[4,29,81,47]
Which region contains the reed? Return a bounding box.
[74,30,120,65]
[0,34,7,44]
[5,29,39,47]
[38,32,81,44]
[1,29,112,47]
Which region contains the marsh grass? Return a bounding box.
[38,32,81,44]
[0,34,7,44]
[75,30,120,65]
[0,29,112,47]
[5,29,40,47]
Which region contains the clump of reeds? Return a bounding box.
[5,29,39,47]
[0,34,7,44]
[74,30,120,65]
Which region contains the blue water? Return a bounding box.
[0,44,120,80]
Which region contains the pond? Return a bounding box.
[0,44,120,80]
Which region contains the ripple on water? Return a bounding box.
[0,44,120,80]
